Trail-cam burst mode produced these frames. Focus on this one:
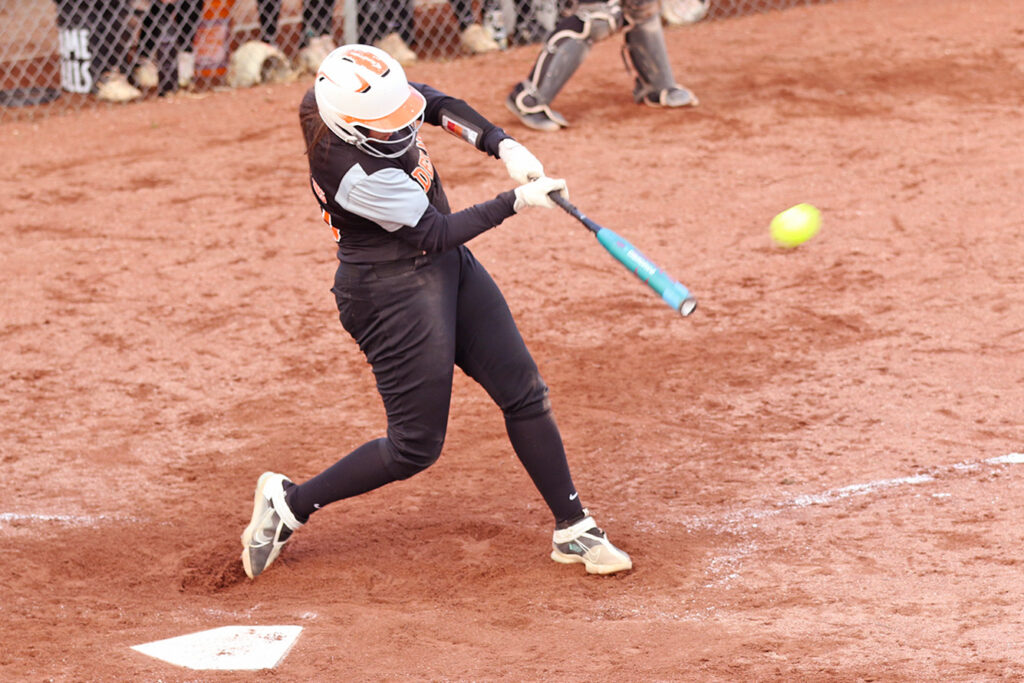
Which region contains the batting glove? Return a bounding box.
[499,138,545,184]
[513,176,568,212]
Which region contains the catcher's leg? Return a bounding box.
[621,0,697,107]
[506,0,622,131]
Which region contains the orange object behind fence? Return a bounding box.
[193,0,235,78]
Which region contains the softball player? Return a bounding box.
[241,44,632,579]
[506,0,698,131]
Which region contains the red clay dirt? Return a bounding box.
[2,0,1024,679]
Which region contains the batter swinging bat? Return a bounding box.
[548,192,698,316]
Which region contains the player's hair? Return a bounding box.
[301,108,331,159]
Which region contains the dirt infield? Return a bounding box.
[2,0,1023,679]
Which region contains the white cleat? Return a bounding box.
[551,510,632,575]
[240,471,303,579]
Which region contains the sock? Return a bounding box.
[284,438,398,520]
[555,511,588,530]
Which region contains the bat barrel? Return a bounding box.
[549,190,698,317]
[651,270,698,316]
[594,227,698,316]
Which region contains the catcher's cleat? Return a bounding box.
[240,471,304,579]
[505,83,568,132]
[551,510,632,575]
[637,84,699,108]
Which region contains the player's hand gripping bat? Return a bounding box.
[548,192,697,317]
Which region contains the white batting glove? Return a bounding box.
[513,177,569,212]
[499,138,545,184]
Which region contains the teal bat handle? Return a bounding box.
[548,192,697,317]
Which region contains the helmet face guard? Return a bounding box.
[314,45,426,158]
[351,118,424,159]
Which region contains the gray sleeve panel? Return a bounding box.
[337,164,429,232]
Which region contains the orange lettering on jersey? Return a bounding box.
[311,176,327,204]
[411,136,434,192]
[323,209,340,242]
[412,167,430,191]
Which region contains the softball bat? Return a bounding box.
[548,192,697,317]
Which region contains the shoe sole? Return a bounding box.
[642,91,699,108]
[550,549,633,575]
[504,97,563,132]
[240,471,277,579]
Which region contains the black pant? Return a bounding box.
[286,246,585,524]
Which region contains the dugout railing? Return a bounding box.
[0,0,836,123]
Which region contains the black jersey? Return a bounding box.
[300,82,518,264]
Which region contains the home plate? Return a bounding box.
[131,625,302,670]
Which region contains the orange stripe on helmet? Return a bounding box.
[337,86,426,132]
[341,48,391,76]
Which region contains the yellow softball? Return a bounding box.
[770,203,821,248]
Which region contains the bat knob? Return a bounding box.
[679,297,698,317]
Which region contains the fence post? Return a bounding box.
[344,0,359,46]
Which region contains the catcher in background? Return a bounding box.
[240,44,632,579]
[506,0,698,131]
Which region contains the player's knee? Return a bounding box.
[557,2,622,42]
[588,17,618,41]
[501,375,552,421]
[622,0,658,23]
[381,431,445,479]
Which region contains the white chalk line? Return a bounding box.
[689,452,1024,590]
[0,512,135,526]
[790,472,934,507]
[677,452,1024,534]
[793,452,1024,507]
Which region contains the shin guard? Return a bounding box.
[622,14,697,107]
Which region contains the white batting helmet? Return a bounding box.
[314,44,426,158]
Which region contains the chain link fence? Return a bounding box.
[0,0,837,122]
